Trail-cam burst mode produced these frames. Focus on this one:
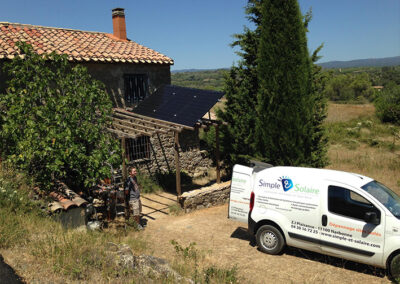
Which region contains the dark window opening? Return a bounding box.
[126,136,151,161]
[124,74,148,105]
[328,185,381,223]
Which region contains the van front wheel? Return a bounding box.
[256,225,285,255]
[389,253,400,279]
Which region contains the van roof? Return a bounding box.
[262,166,374,188]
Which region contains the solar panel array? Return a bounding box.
[132,85,224,127]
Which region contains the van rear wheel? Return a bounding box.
[389,253,400,279]
[256,225,285,255]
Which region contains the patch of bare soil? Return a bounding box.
[142,204,390,283]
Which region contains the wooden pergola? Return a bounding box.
[109,108,222,197]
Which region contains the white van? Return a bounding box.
[228,164,400,277]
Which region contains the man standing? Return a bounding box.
[125,167,143,230]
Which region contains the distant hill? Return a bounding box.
[172,56,400,73]
[318,56,400,69]
[172,68,228,73]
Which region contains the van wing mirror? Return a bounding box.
[364,212,379,225]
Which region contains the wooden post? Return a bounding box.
[215,124,221,183]
[174,131,182,197]
[121,137,127,181]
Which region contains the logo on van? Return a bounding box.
[279,176,293,192]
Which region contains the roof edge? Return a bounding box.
[0,21,106,35]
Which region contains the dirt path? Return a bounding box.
[140,200,390,284]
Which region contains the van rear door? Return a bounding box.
[228,164,254,223]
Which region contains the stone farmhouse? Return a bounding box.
[0,8,222,187]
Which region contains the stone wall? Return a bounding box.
[131,128,213,177]
[179,181,231,212]
[0,61,171,109]
[84,62,171,108]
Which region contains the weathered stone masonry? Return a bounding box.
[85,62,213,176]
[131,129,213,177]
[85,62,171,108]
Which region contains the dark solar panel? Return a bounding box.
[132,85,224,127]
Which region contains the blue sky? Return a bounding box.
[1,0,399,70]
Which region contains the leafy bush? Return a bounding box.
[0,42,121,192]
[136,173,162,194]
[375,84,400,125]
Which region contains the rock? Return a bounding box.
[136,255,193,283]
[87,221,101,231]
[104,243,192,283]
[116,245,135,269]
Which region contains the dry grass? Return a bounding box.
[325,103,400,194]
[327,144,400,194]
[326,103,375,123]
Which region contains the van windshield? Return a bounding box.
[361,181,400,218]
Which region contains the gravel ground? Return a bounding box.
[142,203,391,284]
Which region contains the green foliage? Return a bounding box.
[169,203,184,216]
[0,165,40,248]
[0,42,121,192]
[171,69,228,91]
[136,173,162,194]
[326,116,400,152]
[213,0,327,168]
[204,265,238,284]
[323,72,375,102]
[375,84,400,125]
[254,0,327,167]
[0,166,37,213]
[170,239,199,261]
[170,239,239,283]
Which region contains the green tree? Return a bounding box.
[0,42,121,191]
[255,0,327,166]
[375,83,400,125]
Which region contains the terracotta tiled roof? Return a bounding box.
[0,22,174,65]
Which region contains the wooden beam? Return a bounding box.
[121,137,127,181]
[107,128,139,139]
[112,117,169,134]
[113,112,182,132]
[174,131,182,197]
[113,108,194,131]
[112,120,156,136]
[215,124,221,184]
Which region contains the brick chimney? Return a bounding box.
[112,8,127,40]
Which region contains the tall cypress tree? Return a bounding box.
[218,0,327,168]
[255,0,327,167]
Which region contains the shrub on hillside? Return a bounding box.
[375,84,400,125]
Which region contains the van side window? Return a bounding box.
[328,186,381,223]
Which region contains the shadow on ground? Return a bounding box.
[230,227,386,279]
[0,254,24,284]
